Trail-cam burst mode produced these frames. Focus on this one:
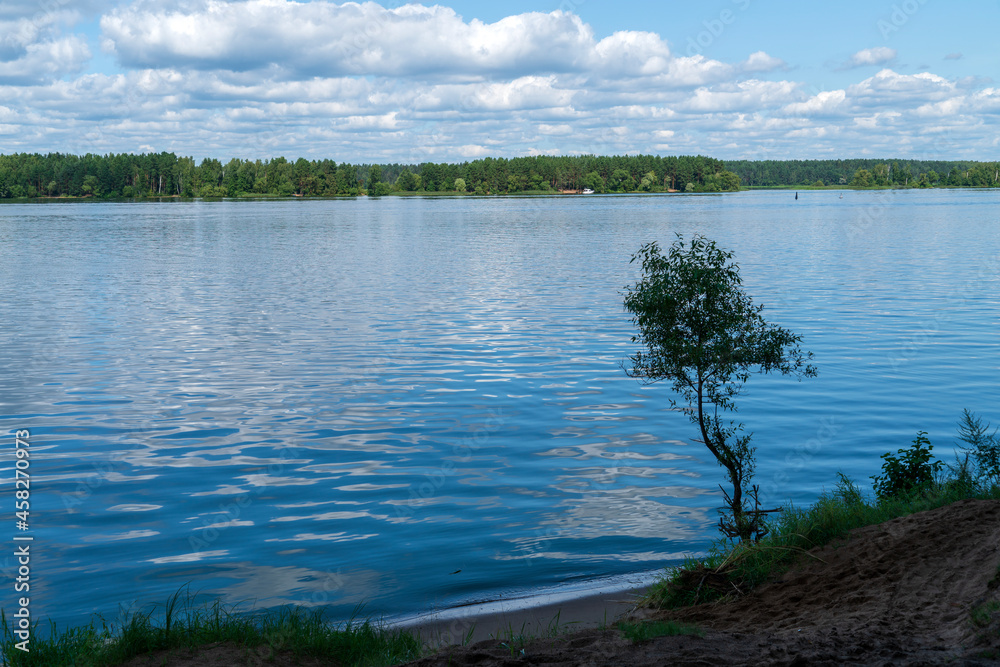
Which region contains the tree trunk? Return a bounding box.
[695,375,745,537]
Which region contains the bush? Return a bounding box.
[956,409,1000,486]
[369,182,393,197]
[871,431,942,501]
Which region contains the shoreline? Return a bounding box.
[403,499,1000,666]
[8,496,1000,665]
[391,570,664,648]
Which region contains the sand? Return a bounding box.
[406,498,1000,666]
[121,499,1000,666]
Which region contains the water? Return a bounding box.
[0,190,997,629]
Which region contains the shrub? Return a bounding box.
[956,409,1000,486]
[871,431,942,501]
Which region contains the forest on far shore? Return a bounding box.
[2,153,996,200]
[725,158,1000,189]
[0,153,739,199]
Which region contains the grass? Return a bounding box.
[643,473,1000,610]
[489,610,571,658]
[1,587,421,667]
[616,620,703,643]
[971,601,1000,629]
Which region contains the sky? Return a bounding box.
[2,0,999,163]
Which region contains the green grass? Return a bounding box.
[971,601,1000,629]
[488,611,572,658]
[616,620,703,643]
[1,587,421,667]
[644,473,1000,610]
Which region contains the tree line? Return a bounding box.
[725,158,1000,188]
[0,153,740,199]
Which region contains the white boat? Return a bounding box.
[583,188,594,194]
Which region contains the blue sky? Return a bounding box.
[2,0,999,162]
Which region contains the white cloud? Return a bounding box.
[853,111,902,129]
[0,2,996,161]
[101,1,600,79]
[782,90,848,117]
[682,80,798,113]
[968,88,1000,113]
[99,0,776,90]
[592,30,671,76]
[0,35,91,84]
[847,69,957,107]
[741,51,786,73]
[843,47,897,69]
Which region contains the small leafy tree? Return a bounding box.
[623,235,817,541]
[871,431,942,500]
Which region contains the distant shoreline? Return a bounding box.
[3,186,998,204]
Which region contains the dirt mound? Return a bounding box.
[408,499,1000,666]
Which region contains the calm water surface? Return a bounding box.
[0,190,998,628]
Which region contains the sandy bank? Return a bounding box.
[405,498,1000,666]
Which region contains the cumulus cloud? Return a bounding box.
[847,69,957,106]
[782,89,848,117]
[740,51,786,73]
[0,1,998,161]
[0,35,91,84]
[682,80,798,113]
[99,0,776,88]
[592,30,671,76]
[0,8,92,84]
[101,1,604,79]
[842,47,896,69]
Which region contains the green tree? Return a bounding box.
[622,235,817,541]
[872,163,890,187]
[395,170,417,191]
[294,158,316,195]
[718,171,741,192]
[582,171,604,193]
[81,174,100,197]
[639,171,657,191]
[609,168,634,192]
[851,169,871,188]
[367,164,382,189]
[369,181,393,197]
[454,177,467,192]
